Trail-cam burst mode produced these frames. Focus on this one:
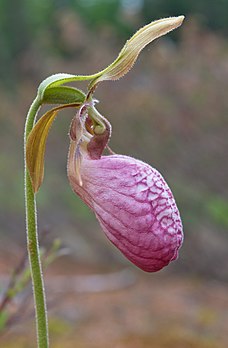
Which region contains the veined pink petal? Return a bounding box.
[68,154,183,272]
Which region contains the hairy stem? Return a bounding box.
[24,96,49,348]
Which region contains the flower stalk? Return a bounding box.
[24,96,49,348]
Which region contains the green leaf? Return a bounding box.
[89,16,184,89]
[26,103,81,193]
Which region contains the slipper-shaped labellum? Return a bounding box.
[67,106,183,272]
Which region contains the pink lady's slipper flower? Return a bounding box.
[24,17,185,348]
[67,103,183,272]
[26,16,184,272]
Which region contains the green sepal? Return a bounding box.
[37,16,184,101]
[26,103,81,193]
[42,86,86,105]
[89,16,184,90]
[38,73,101,101]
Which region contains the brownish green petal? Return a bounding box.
[26,103,81,193]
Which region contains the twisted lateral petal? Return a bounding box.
[68,154,183,272]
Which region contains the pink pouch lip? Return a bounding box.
[68,154,183,272]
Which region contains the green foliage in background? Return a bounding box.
[206,196,228,228]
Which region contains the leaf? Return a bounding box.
[89,16,184,89]
[26,103,81,193]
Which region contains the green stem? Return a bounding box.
[24,96,49,348]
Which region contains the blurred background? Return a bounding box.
[0,0,228,347]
